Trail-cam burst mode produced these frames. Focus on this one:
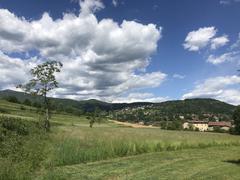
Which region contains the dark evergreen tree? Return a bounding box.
[233,106,240,134]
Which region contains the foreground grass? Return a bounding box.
[45,146,240,180]
[0,116,50,180]
[50,125,240,167]
[1,100,240,179]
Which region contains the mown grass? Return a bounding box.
[44,146,240,180]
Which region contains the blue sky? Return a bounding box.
[0,0,240,104]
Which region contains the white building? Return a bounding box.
[183,121,208,132]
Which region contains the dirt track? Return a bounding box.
[109,120,158,128]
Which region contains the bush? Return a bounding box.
[33,102,42,108]
[0,116,48,179]
[5,96,20,104]
[229,127,237,134]
[20,105,26,111]
[233,106,240,135]
[213,127,226,133]
[0,116,29,136]
[0,107,8,114]
[23,99,32,106]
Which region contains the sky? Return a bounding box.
[0,0,240,104]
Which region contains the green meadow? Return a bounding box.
[0,99,240,180]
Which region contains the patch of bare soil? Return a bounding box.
[109,120,158,128]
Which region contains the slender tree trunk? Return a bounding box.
[45,107,50,131]
[44,93,50,132]
[166,118,168,130]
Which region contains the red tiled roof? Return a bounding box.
[208,121,231,127]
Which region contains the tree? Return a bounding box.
[233,106,240,134]
[5,96,20,104]
[88,108,103,128]
[33,101,42,108]
[23,99,32,106]
[17,61,62,131]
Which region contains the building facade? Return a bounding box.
[183,121,208,132]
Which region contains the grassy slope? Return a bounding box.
[0,100,240,179]
[0,99,89,125]
[51,146,240,180]
[42,124,240,179]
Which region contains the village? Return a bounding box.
[112,102,234,133]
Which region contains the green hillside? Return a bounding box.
[113,99,236,125]
[153,98,235,116]
[0,90,236,117]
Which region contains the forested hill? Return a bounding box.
[153,98,235,116]
[0,90,236,117]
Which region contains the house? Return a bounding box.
[179,115,184,120]
[183,121,208,132]
[208,121,232,131]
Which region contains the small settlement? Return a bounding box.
[183,120,232,132]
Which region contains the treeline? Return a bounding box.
[5,96,41,107]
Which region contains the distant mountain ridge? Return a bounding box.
[0,90,236,116]
[0,89,153,111]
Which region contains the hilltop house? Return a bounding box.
[208,121,232,131]
[183,121,208,132]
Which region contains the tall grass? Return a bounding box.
[52,126,240,166]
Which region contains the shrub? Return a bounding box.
[0,116,30,136]
[33,102,42,108]
[23,99,32,106]
[0,107,8,114]
[0,116,48,179]
[213,127,226,133]
[20,105,26,111]
[233,106,240,135]
[5,96,20,104]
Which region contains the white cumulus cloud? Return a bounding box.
[210,35,229,50]
[0,0,166,101]
[207,52,239,65]
[220,0,240,5]
[0,51,40,90]
[173,74,185,79]
[183,27,217,51]
[182,75,240,105]
[112,0,118,7]
[231,33,240,49]
[79,0,104,15]
[110,92,169,103]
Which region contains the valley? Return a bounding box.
[0,98,240,179]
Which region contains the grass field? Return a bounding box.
[47,146,240,180]
[0,99,240,180]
